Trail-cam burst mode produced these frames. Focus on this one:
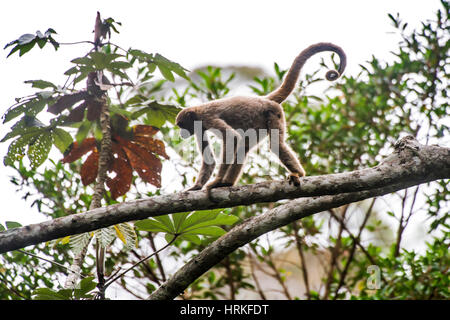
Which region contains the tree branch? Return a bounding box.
[0,136,448,256]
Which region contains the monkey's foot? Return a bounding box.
[205,181,233,203]
[185,184,203,192]
[288,173,302,187]
[205,181,233,189]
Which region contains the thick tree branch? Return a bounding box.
[0,136,448,254]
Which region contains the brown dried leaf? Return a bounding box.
[48,92,87,114]
[80,150,99,186]
[66,102,87,123]
[116,136,162,187]
[133,135,169,159]
[133,125,159,137]
[62,137,97,163]
[107,145,132,199]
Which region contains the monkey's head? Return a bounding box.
[176,108,198,139]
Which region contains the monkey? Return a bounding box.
[176,42,347,193]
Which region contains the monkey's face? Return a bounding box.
[176,109,197,138]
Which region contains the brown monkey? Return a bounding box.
[176,42,347,192]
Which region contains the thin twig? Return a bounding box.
[148,234,167,282]
[247,250,267,300]
[18,249,84,278]
[104,236,176,289]
[59,40,95,46]
[332,198,376,299]
[292,221,311,299]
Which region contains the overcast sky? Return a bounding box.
[0,0,443,226]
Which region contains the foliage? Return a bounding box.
[1,3,449,300]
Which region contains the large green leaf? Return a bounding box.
[180,209,224,230]
[153,215,175,232]
[135,209,238,244]
[52,128,73,154]
[131,101,182,126]
[153,53,189,80]
[157,64,175,82]
[28,131,53,168]
[4,131,38,166]
[33,288,69,300]
[75,120,92,143]
[183,226,227,237]
[172,211,190,232]
[1,116,45,142]
[4,29,59,58]
[135,219,172,233]
[24,79,57,89]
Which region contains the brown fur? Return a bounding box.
[176,43,347,191]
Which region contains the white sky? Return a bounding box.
[0,0,443,226]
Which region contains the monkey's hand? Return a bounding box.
[288,172,303,187]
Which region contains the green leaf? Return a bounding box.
[165,233,176,244]
[24,79,57,89]
[153,53,189,80]
[128,49,152,61]
[1,115,46,142]
[172,211,190,232]
[4,132,37,166]
[157,64,175,82]
[180,209,223,231]
[73,70,90,85]
[109,61,133,69]
[18,33,36,45]
[147,62,157,73]
[33,288,69,300]
[107,67,129,80]
[4,30,59,58]
[89,52,108,69]
[53,128,73,154]
[1,96,47,124]
[153,215,175,233]
[146,109,166,128]
[131,101,182,126]
[19,41,36,56]
[89,52,123,69]
[2,103,28,123]
[183,226,226,237]
[75,120,92,143]
[71,56,94,66]
[135,219,172,233]
[183,213,238,232]
[178,234,202,245]
[28,131,53,168]
[25,98,47,117]
[74,276,96,299]
[64,66,79,76]
[5,221,22,229]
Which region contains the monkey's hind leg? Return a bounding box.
[269,120,306,187]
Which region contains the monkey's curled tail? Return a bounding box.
[266,42,347,104]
